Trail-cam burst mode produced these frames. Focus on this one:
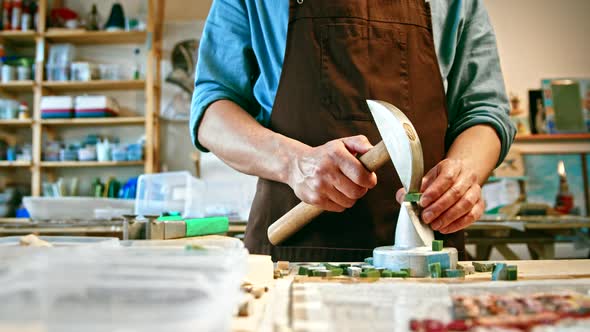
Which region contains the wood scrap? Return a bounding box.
[19,234,52,247]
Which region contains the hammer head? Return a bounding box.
[366,100,424,193]
[366,100,434,247]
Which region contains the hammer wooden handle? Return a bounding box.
[267,141,390,246]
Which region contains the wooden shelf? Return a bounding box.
[513,133,590,154]
[42,80,145,92]
[0,161,32,167]
[0,119,33,126]
[40,161,144,168]
[0,81,34,93]
[0,30,37,44]
[515,133,590,142]
[41,117,145,126]
[0,217,30,223]
[44,30,147,45]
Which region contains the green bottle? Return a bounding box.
[92,178,104,198]
[107,178,121,198]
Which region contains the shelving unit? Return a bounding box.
[41,117,145,126]
[40,161,144,168]
[42,79,146,92]
[0,30,37,44]
[44,30,147,45]
[0,161,32,167]
[513,133,590,154]
[0,119,33,126]
[0,81,35,93]
[0,0,164,196]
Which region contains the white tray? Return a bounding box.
[23,197,134,221]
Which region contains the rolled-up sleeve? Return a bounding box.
[445,1,516,166]
[190,0,260,152]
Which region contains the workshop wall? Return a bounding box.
[484,0,590,108]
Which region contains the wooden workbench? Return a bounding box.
[467,216,590,260]
[233,259,590,332]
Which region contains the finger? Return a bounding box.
[331,171,369,200]
[333,147,377,189]
[321,198,348,213]
[301,187,347,213]
[422,174,478,224]
[420,163,440,193]
[341,135,374,155]
[439,198,484,234]
[326,183,357,209]
[396,188,406,204]
[419,160,462,209]
[429,184,481,230]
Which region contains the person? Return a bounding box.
[191,0,516,262]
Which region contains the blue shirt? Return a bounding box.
[191,0,516,163]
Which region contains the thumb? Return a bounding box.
[395,188,406,204]
[341,135,373,155]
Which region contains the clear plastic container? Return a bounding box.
[135,171,205,217]
[135,172,254,220]
[23,197,135,221]
[111,144,127,161]
[45,64,70,81]
[126,143,143,161]
[99,63,123,80]
[0,245,248,332]
[0,99,20,119]
[0,236,119,247]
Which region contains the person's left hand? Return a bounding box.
[395,159,485,234]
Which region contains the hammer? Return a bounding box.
[267,100,433,246]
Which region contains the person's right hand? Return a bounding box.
[288,135,378,212]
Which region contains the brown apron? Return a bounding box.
[244,0,465,262]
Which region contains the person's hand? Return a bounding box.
[395,159,484,234]
[288,135,378,212]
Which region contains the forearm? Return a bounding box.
[446,124,501,185]
[197,100,306,184]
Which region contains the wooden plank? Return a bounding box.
[0,30,37,44]
[464,260,590,280]
[40,161,144,168]
[0,218,30,223]
[144,0,156,174]
[0,161,32,167]
[0,119,33,126]
[152,0,165,172]
[0,81,34,93]
[469,221,590,230]
[42,80,146,92]
[512,141,590,154]
[31,10,46,196]
[44,30,147,45]
[516,133,590,141]
[40,117,145,126]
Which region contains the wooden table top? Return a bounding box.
[233,259,590,331]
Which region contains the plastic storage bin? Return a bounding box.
[135,171,204,217]
[0,236,119,247]
[77,146,97,161]
[0,245,248,332]
[99,64,123,80]
[126,143,143,161]
[111,144,127,161]
[59,147,78,161]
[23,197,134,221]
[45,64,70,81]
[0,99,19,119]
[135,171,255,220]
